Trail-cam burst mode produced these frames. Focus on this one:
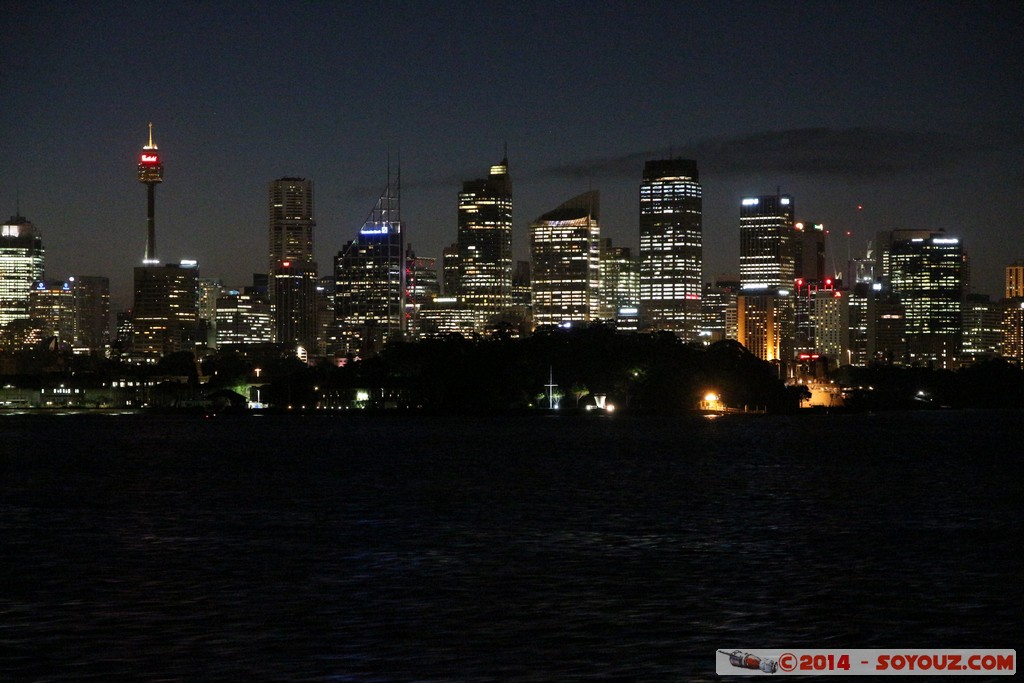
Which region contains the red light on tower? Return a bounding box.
[137,122,164,184]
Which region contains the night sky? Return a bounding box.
[2,1,1022,309]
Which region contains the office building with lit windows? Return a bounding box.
[961,293,1002,362]
[599,239,639,321]
[334,176,405,356]
[416,298,478,338]
[882,230,965,366]
[0,214,45,328]
[736,289,793,363]
[29,280,75,347]
[530,191,601,327]
[131,261,199,359]
[639,159,702,338]
[701,280,739,343]
[738,195,795,367]
[197,277,224,348]
[215,289,273,347]
[457,155,512,326]
[1006,260,1024,299]
[739,194,795,291]
[812,288,848,363]
[1001,299,1024,366]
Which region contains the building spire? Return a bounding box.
[145,122,158,150]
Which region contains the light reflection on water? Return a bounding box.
[1,410,1021,680]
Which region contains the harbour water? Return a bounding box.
[1,410,1020,680]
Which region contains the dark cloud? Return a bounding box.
[540,127,983,181]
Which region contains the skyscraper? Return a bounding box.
[29,280,75,348]
[961,293,1002,361]
[131,261,199,359]
[1006,260,1024,299]
[404,244,440,339]
[882,230,965,366]
[70,275,110,355]
[268,178,317,351]
[702,280,739,344]
[736,290,794,363]
[1000,300,1024,366]
[442,244,460,297]
[738,194,796,368]
[0,214,45,329]
[334,172,405,356]
[215,289,273,348]
[530,191,601,327]
[197,277,224,348]
[739,194,795,290]
[639,159,702,338]
[794,221,827,283]
[268,178,315,271]
[457,155,512,326]
[137,123,163,264]
[599,239,639,321]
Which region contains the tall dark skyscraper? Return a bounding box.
[268,178,317,352]
[638,159,702,339]
[268,178,315,271]
[739,194,795,291]
[131,261,199,358]
[137,123,163,263]
[71,275,111,355]
[457,155,512,326]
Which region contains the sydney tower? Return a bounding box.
[137,122,163,263]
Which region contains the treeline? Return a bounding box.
[7,325,1022,412]
[245,326,802,413]
[836,358,1024,410]
[237,327,1024,413]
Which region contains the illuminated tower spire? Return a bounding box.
[137,122,164,263]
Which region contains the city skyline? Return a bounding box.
[2,2,1021,307]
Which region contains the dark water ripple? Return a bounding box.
[1,410,1021,680]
